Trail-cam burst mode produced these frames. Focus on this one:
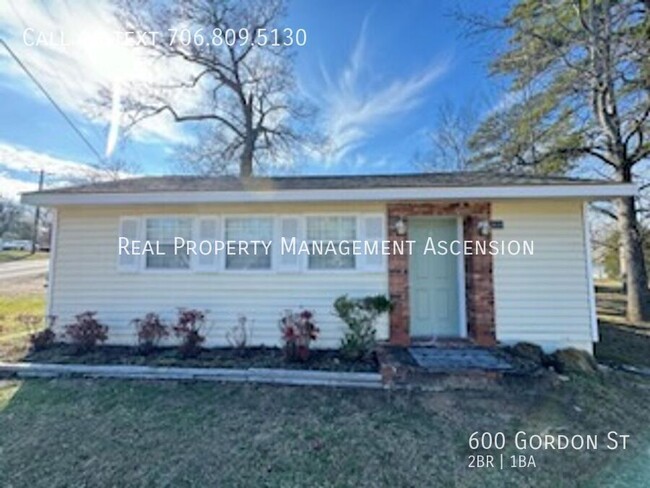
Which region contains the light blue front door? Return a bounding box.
[409,218,461,338]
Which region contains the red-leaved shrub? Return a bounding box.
[132,313,169,354]
[279,309,319,362]
[173,308,207,358]
[65,311,108,353]
[30,315,57,351]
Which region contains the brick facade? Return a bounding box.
[387,202,495,347]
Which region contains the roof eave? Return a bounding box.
[20,183,638,206]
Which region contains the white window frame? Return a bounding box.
[140,215,195,274]
[221,214,275,273]
[116,212,387,275]
[303,213,359,273]
[194,216,221,273]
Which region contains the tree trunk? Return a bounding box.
[615,196,650,322]
[240,142,253,177]
[240,97,254,177]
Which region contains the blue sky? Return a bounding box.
[0,0,510,197]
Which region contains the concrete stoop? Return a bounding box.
[376,345,506,390]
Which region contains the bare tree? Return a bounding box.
[414,98,480,172]
[99,0,313,177]
[0,198,22,237]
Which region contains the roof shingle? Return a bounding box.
[27,171,615,195]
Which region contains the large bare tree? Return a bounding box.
[102,0,312,177]
[459,0,650,322]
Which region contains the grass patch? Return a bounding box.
[594,281,650,368]
[0,251,49,264]
[0,293,46,361]
[1,281,650,485]
[0,374,649,487]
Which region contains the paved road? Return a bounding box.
[0,260,49,281]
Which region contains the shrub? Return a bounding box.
[30,328,56,351]
[334,294,392,360]
[226,315,252,350]
[29,315,57,351]
[279,309,319,362]
[173,308,207,358]
[548,348,598,375]
[132,313,169,354]
[65,311,108,353]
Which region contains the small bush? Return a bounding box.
[226,315,252,350]
[65,311,108,353]
[548,348,598,375]
[30,315,57,351]
[132,313,169,354]
[279,309,319,362]
[173,308,207,358]
[30,328,56,351]
[334,295,392,360]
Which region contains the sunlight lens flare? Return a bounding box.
[106,79,122,158]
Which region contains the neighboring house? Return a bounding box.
[21,172,636,353]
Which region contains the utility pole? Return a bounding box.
[31,169,44,254]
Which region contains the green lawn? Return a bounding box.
[0,250,49,264]
[1,374,650,487]
[593,281,650,368]
[0,293,46,362]
[1,284,650,486]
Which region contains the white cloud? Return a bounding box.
[0,142,137,200]
[0,173,37,200]
[0,142,98,180]
[0,0,197,149]
[314,17,450,162]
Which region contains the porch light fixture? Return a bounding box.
[394,217,407,236]
[477,220,491,236]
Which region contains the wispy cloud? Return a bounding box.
[314,17,450,162]
[0,142,98,179]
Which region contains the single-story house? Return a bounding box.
[21,172,636,353]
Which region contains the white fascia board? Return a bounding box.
[20,183,637,206]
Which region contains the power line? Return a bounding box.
[0,38,105,165]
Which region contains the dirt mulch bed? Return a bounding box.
[23,344,379,373]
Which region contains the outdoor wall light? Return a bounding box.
[394,217,407,236]
[477,220,491,236]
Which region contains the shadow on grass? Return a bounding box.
[595,323,650,368]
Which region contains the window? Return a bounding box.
[145,218,192,269]
[306,216,356,270]
[224,217,273,270]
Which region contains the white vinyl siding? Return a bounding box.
[492,200,594,353]
[49,203,388,348]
